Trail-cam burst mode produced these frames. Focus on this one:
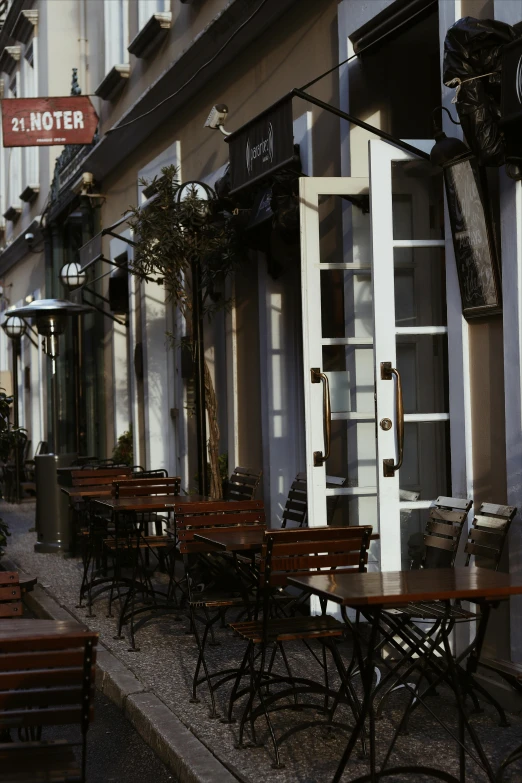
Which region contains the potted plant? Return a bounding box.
[127,167,243,498]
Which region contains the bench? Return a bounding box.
[0,620,98,783]
[0,572,23,618]
[478,657,522,694]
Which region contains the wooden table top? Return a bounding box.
[0,618,92,641]
[61,485,115,500]
[194,529,379,552]
[93,494,209,512]
[194,528,265,551]
[287,567,522,607]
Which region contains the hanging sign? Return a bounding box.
[1,96,98,147]
[226,95,295,194]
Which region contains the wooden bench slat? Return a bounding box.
[425,520,460,537]
[479,503,516,519]
[430,508,467,524]
[423,534,456,552]
[436,496,472,511]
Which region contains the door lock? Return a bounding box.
[380,418,392,431]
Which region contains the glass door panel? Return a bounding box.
[300,178,377,550]
[370,140,449,570]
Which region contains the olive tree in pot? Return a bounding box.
[127,166,243,499]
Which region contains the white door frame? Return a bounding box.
[300,175,370,529]
[337,0,473,543]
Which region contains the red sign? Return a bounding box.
[1,97,98,147]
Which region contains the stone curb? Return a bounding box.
[2,556,239,783]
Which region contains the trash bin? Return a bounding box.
[34,453,78,553]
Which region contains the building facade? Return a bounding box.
[1,0,522,695]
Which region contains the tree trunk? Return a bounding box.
[204,360,222,499]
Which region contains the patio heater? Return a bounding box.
[1,314,26,503]
[7,298,93,552]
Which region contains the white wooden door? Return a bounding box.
[300,140,450,571]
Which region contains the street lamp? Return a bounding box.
[1,314,27,502]
[7,299,93,453]
[176,181,216,496]
[59,262,87,291]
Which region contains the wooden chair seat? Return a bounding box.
[189,591,246,609]
[103,535,171,550]
[230,614,345,645]
[478,657,522,685]
[0,740,80,783]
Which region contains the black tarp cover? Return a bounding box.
[444,17,520,169]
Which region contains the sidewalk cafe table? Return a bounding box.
[92,494,208,514]
[87,495,211,645]
[288,567,522,783]
[193,530,381,554]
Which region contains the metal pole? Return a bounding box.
[50,355,59,454]
[12,339,20,503]
[291,88,431,161]
[191,258,207,496]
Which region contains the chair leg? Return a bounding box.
[190,608,220,718]
[327,638,367,759]
[224,643,251,724]
[277,641,299,708]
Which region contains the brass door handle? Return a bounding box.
[311,368,331,467]
[381,362,404,477]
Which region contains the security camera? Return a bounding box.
[25,232,34,247]
[204,104,231,135]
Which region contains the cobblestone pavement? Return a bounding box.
[3,500,522,783]
[46,690,176,783]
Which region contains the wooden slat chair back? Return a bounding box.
[175,500,265,554]
[131,468,168,478]
[70,467,132,478]
[464,502,517,571]
[290,472,347,527]
[0,573,22,618]
[228,525,372,764]
[0,628,98,783]
[226,467,262,501]
[72,472,131,488]
[113,476,181,498]
[280,476,308,528]
[259,525,373,589]
[421,496,473,569]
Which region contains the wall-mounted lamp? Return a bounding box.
[1,313,27,503]
[60,262,87,292]
[1,314,26,340]
[7,298,94,454]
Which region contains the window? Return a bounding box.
[138,0,166,30]
[7,75,21,210]
[23,43,38,187]
[104,0,129,72]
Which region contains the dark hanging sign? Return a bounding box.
[444,157,502,318]
[226,96,295,194]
